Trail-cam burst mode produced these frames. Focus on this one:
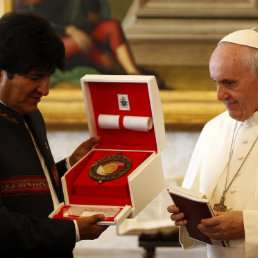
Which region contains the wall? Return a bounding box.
[122,0,258,90]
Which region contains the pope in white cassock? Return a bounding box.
[168,28,258,258]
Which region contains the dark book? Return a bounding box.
[168,185,227,247]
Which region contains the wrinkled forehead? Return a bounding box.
[210,43,244,63]
[209,43,250,78]
[210,42,258,75]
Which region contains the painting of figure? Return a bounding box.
[13,0,165,88]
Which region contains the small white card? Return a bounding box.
[117,94,130,110]
[64,206,121,218]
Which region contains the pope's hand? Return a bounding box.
[167,205,187,226]
[197,211,244,241]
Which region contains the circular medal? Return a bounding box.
[89,152,132,184]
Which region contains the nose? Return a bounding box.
[217,84,229,102]
[37,77,50,96]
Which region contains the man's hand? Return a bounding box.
[197,211,244,241]
[76,214,107,240]
[69,137,99,167]
[167,205,187,226]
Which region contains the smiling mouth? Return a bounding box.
[225,101,238,109]
[30,96,41,103]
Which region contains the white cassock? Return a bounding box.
[179,110,258,258]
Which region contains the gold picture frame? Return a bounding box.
[38,88,225,131]
[0,0,225,131]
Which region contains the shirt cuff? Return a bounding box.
[73,220,81,242]
[65,157,71,170]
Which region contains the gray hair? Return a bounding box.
[241,47,258,74]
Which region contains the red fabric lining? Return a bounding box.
[61,81,158,211]
[64,150,152,206]
[87,82,157,152]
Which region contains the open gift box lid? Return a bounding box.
[51,75,166,225]
[81,74,166,152]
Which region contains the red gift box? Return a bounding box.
[50,75,166,226]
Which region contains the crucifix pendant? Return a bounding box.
[213,196,227,212]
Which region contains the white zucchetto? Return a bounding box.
[219,28,258,49]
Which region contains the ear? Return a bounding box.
[0,70,7,86]
[0,70,3,82]
[0,70,4,79]
[0,70,4,99]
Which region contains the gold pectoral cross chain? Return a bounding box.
[213,122,258,213]
[213,196,227,212]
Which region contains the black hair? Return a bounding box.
[0,12,65,78]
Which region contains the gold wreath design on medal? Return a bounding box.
[89,152,132,184]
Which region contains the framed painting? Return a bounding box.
[1,0,233,130]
